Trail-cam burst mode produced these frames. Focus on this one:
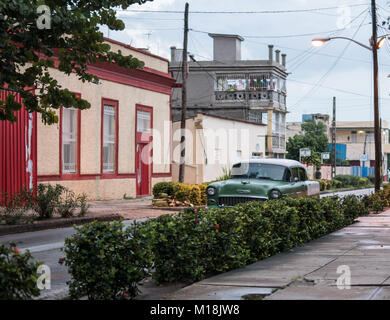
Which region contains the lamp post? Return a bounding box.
[311,1,386,192]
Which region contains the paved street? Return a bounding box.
[0,219,143,299]
[168,208,390,300]
[0,188,377,299]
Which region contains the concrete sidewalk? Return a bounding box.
[167,209,390,300]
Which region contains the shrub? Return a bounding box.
[77,193,89,217]
[57,190,79,218]
[152,182,208,206]
[358,178,369,187]
[363,190,390,213]
[34,184,66,219]
[199,184,208,205]
[62,220,152,300]
[152,182,176,198]
[216,167,231,181]
[341,195,369,221]
[367,175,375,184]
[315,179,332,191]
[334,175,361,188]
[331,179,342,189]
[0,242,41,300]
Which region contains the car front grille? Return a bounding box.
[218,196,265,207]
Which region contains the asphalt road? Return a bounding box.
[0,187,375,299]
[0,219,144,299]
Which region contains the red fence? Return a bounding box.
[0,90,37,204]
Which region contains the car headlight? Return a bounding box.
[270,190,281,199]
[207,187,216,196]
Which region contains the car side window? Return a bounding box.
[298,168,307,181]
[284,168,291,182]
[291,167,299,182]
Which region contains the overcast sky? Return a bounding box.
[105,0,390,125]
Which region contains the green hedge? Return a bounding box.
[315,177,371,191]
[63,190,389,299]
[334,175,370,188]
[141,195,370,283]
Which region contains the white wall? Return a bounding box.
[201,115,267,182]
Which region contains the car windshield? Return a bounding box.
[231,163,290,181]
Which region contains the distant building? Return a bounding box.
[334,121,389,172]
[169,33,288,158]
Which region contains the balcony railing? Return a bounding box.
[215,90,286,105]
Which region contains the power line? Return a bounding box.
[287,8,370,72]
[288,78,390,101]
[190,24,371,39]
[245,39,390,67]
[291,10,370,108]
[119,4,368,15]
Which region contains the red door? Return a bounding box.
[0,90,37,205]
[136,143,150,195]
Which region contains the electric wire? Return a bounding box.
[291,10,370,109]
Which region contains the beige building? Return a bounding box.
[334,121,390,172]
[36,38,176,200]
[172,113,267,183]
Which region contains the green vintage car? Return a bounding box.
[206,159,320,208]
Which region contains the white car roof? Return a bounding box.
[234,158,305,168]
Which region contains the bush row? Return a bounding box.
[334,175,372,188]
[61,190,390,299]
[152,181,208,206]
[0,184,89,225]
[315,176,371,191]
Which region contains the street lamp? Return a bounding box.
[311,9,387,192]
[311,36,387,50]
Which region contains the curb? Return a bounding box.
[320,186,374,195]
[0,214,121,236]
[38,288,70,300]
[150,206,205,212]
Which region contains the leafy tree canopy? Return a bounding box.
[286,120,329,163]
[0,0,152,124]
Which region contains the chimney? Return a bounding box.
[275,50,280,64]
[170,46,183,63]
[170,46,176,62]
[268,45,274,63]
[208,33,244,61]
[282,53,287,67]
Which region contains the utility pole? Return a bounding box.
[332,97,336,179]
[179,2,189,183]
[371,0,382,191]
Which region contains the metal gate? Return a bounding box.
[0,90,37,204]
